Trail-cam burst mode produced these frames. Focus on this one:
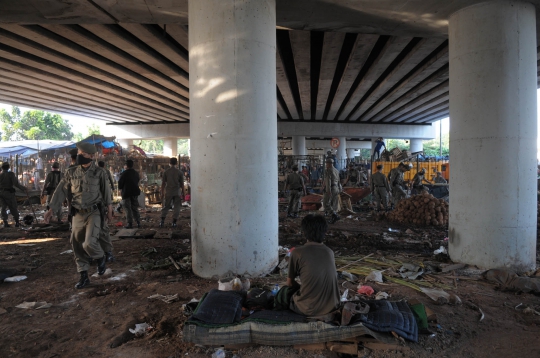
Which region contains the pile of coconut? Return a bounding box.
[386,192,449,227]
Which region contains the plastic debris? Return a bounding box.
[365,270,383,283]
[218,277,250,291]
[212,349,225,358]
[147,293,179,304]
[340,271,358,282]
[388,228,400,232]
[357,285,374,296]
[375,291,389,300]
[59,250,73,255]
[398,263,424,280]
[433,246,447,255]
[4,275,27,282]
[129,323,153,337]
[420,287,461,305]
[405,229,414,234]
[340,289,349,302]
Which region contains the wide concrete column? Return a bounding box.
[409,139,423,153]
[292,136,306,156]
[347,148,357,160]
[117,139,133,150]
[189,0,278,278]
[449,1,537,271]
[336,136,346,170]
[163,137,178,157]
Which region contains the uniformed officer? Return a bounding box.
[388,163,410,206]
[322,158,341,223]
[284,165,306,218]
[160,157,185,228]
[371,164,391,211]
[434,171,447,184]
[42,162,63,222]
[0,162,27,227]
[44,142,113,289]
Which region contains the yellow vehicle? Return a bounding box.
[371,160,450,182]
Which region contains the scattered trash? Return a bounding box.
[15,301,51,309]
[272,284,280,296]
[147,293,179,304]
[365,270,383,283]
[186,285,199,294]
[523,307,540,316]
[346,215,353,219]
[4,275,27,282]
[398,263,424,280]
[339,271,358,282]
[357,285,374,296]
[340,289,349,302]
[375,291,389,300]
[141,247,158,257]
[129,323,153,337]
[420,287,461,305]
[479,308,485,321]
[91,268,113,277]
[218,277,250,291]
[59,250,73,255]
[0,307,6,315]
[433,246,447,255]
[388,228,400,232]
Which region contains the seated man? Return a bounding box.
[287,214,340,317]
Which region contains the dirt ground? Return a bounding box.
[1,200,539,358]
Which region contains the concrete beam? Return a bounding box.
[109,121,436,140]
[305,140,371,149]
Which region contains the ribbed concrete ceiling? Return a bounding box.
[1,0,540,125]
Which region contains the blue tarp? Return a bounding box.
[0,140,75,157]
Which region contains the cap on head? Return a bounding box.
[327,150,331,154]
[1,162,9,169]
[170,157,178,165]
[325,158,334,164]
[420,168,425,173]
[436,171,442,175]
[376,164,383,170]
[52,162,60,168]
[76,142,97,154]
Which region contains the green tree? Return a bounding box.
[137,139,164,154]
[73,124,101,142]
[0,106,73,140]
[177,139,190,156]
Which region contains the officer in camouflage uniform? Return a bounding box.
[160,157,184,228]
[371,164,391,211]
[322,158,341,223]
[284,165,306,218]
[45,142,113,289]
[388,163,409,206]
[0,162,27,227]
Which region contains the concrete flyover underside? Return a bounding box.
[3,1,540,126]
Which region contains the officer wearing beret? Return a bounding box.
[44,142,113,289]
[322,158,341,223]
[42,162,63,222]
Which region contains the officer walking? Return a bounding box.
[322,158,341,223]
[284,165,306,218]
[44,142,113,289]
[42,162,63,223]
[0,162,27,227]
[97,161,116,262]
[160,157,185,228]
[371,164,391,211]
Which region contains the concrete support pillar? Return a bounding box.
[409,139,423,153]
[346,148,357,161]
[336,136,346,170]
[189,0,278,278]
[163,137,178,157]
[292,136,306,156]
[448,1,537,270]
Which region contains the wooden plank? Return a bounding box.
[293,343,326,351]
[362,342,410,351]
[327,342,358,355]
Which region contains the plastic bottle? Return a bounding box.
[272,284,280,296]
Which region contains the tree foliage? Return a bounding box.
[0,106,74,141]
[386,135,449,157]
[73,123,101,142]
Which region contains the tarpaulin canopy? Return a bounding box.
[0,140,75,157]
[78,135,116,148]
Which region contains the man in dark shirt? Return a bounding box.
[287,214,340,317]
[284,165,306,218]
[0,162,28,227]
[117,160,141,229]
[372,137,386,161]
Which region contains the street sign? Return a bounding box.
[330,138,340,148]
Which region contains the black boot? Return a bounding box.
[105,251,115,262]
[75,271,90,289]
[159,218,165,228]
[2,221,10,228]
[331,213,340,224]
[125,223,133,229]
[136,220,141,229]
[97,256,107,275]
[172,219,177,228]
[14,219,20,227]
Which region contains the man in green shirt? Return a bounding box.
[0,162,28,227]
